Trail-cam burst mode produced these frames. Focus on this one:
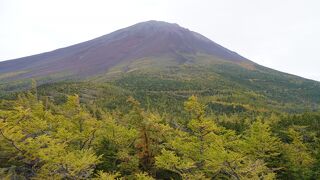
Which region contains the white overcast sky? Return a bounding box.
[1,0,320,81]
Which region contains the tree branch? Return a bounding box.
[0,129,25,154]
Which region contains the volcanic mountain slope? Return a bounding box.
[0,20,250,81]
[1,20,320,112]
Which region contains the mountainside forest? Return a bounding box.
[0,82,319,179]
[0,21,320,179]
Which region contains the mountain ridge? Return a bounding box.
[0,20,252,81]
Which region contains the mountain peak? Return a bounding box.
[116,20,187,35]
[0,21,250,81]
[134,20,180,27]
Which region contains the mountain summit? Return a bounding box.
[0,20,250,80]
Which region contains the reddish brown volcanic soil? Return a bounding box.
[0,20,249,80]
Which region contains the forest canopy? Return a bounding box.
[0,87,319,180]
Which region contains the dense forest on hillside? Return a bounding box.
[0,81,319,179]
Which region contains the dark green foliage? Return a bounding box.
[0,87,319,179]
[95,139,119,172]
[2,59,320,114]
[1,61,320,179]
[207,102,248,114]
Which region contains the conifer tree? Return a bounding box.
[156,95,275,179]
[242,119,282,167]
[0,93,102,179]
[283,128,315,179]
